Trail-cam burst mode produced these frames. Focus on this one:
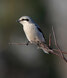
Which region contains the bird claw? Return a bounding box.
[25,41,30,46]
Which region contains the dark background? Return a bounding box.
[0,0,67,78]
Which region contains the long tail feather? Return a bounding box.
[39,42,51,54]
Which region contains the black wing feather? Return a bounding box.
[37,27,45,40]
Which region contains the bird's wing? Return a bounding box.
[36,25,46,41]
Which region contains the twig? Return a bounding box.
[9,43,27,45]
[52,26,67,62]
[49,50,61,57]
[49,33,51,47]
[8,42,33,45]
[53,49,67,54]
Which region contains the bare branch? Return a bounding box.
[9,43,27,45]
[53,49,67,54]
[8,42,33,45]
[49,33,51,47]
[52,26,67,62]
[52,26,58,47]
[49,50,61,57]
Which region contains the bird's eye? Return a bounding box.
[21,19,29,21]
[25,19,29,21]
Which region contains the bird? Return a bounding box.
[17,16,52,54]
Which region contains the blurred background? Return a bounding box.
[0,0,67,78]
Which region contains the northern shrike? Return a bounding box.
[17,16,52,53]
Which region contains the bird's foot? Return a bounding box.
[25,41,30,46]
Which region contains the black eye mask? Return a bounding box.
[22,19,29,21]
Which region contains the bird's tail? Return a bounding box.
[39,43,52,54]
[41,47,49,54]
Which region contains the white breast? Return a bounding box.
[23,23,45,43]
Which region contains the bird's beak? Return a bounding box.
[16,20,20,23]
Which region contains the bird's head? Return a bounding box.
[17,16,33,25]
